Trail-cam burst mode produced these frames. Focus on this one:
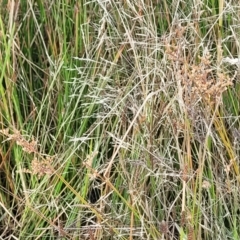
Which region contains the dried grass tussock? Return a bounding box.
[0,0,240,239]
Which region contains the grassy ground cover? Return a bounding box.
[0,0,240,239]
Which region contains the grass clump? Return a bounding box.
[0,0,240,239]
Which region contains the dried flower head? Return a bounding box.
[21,157,54,178]
[0,128,37,153]
[174,54,233,109]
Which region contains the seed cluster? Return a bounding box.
[0,127,54,178]
[165,24,233,109]
[178,55,233,106]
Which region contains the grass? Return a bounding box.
[0,0,240,239]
